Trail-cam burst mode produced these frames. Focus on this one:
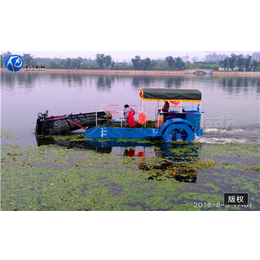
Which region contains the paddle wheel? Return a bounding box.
[162,121,195,142]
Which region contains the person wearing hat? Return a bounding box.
[123,104,135,127]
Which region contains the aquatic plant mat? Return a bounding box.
[1,135,259,211]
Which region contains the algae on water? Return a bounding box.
[1,136,260,211]
[1,130,21,140]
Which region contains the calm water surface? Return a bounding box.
[1,72,260,145]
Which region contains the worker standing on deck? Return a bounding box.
[123,104,135,127]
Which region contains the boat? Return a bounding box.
[35,110,106,135]
[84,88,204,142]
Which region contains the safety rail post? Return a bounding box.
[95,110,107,127]
[144,112,147,128]
[199,101,202,129]
[121,111,123,127]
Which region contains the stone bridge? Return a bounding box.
[187,69,213,75]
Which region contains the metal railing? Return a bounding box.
[97,104,147,127]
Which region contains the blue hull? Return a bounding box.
[84,118,202,142]
[84,126,160,139]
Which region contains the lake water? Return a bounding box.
[1,71,260,145]
[1,71,260,211]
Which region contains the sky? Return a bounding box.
[1,0,260,259]
[1,1,260,60]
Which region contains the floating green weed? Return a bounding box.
[1,130,21,140]
[203,183,221,192]
[1,141,259,211]
[2,144,21,149]
[44,134,86,141]
[245,165,260,172]
[200,143,260,158]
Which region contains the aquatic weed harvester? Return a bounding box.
[84,88,204,142]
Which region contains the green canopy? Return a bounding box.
[139,88,201,102]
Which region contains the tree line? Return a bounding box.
[218,54,260,71]
[1,51,260,71]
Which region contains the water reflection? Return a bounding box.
[96,75,114,90]
[132,76,156,87]
[165,76,184,88]
[36,137,201,183]
[131,75,185,89]
[1,72,16,90]
[49,73,86,87]
[2,72,260,95]
[218,76,260,94]
[16,73,35,88]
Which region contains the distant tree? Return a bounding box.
[153,59,169,70]
[66,58,72,68]
[244,55,252,71]
[95,54,112,69]
[22,53,35,67]
[34,57,52,67]
[175,57,185,70]
[209,64,220,71]
[110,61,116,69]
[95,53,105,69]
[104,55,112,69]
[1,51,12,67]
[142,58,152,70]
[114,62,134,70]
[223,57,229,71]
[131,56,155,70]
[218,60,223,70]
[236,55,244,71]
[49,60,61,68]
[77,56,83,69]
[71,59,78,69]
[165,56,175,70]
[228,54,238,71]
[131,55,142,70]
[257,61,260,71]
[60,58,67,68]
[252,60,259,71]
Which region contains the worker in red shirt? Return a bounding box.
[123,104,136,127]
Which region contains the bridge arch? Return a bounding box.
[187,69,213,75]
[193,70,206,75]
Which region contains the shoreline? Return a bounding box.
[1,68,260,76]
[212,71,260,76]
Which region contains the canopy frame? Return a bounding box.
[139,88,202,103]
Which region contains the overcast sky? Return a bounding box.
[2,1,260,61]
